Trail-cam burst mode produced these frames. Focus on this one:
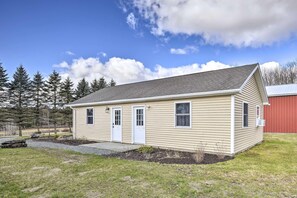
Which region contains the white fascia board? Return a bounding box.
[239,65,259,92]
[66,89,240,108]
[239,64,269,104]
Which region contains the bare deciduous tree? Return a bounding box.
[262,61,297,86]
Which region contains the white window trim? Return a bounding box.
[242,102,249,128]
[86,107,94,125]
[174,101,192,128]
[256,105,260,119]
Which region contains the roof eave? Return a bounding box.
[268,93,297,97]
[66,89,241,108]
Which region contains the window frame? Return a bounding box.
[256,105,260,119]
[242,102,249,128]
[174,101,192,128]
[86,108,94,125]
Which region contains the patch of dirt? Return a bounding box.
[108,148,233,164]
[121,176,135,182]
[78,170,94,176]
[86,191,103,198]
[43,168,61,177]
[22,185,44,193]
[189,182,201,191]
[33,137,97,145]
[32,166,46,170]
[11,171,26,175]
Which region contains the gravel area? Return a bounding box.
[26,140,117,155]
[0,137,119,156]
[0,137,16,144]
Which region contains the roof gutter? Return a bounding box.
[66,88,241,108]
[268,93,297,97]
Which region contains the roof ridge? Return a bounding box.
[108,63,258,89]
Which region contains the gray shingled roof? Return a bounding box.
[70,63,258,106]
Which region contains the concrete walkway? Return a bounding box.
[80,142,141,152]
[0,137,141,156]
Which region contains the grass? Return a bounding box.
[0,134,297,197]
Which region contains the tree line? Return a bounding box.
[0,63,116,136]
[262,61,297,86]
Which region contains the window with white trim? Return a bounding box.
[243,103,248,127]
[175,102,191,127]
[86,108,93,124]
[256,105,260,119]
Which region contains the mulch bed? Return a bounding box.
[33,137,98,146]
[108,148,233,164]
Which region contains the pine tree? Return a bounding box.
[109,79,116,87]
[90,79,100,92]
[0,63,8,91]
[0,63,9,129]
[75,78,90,99]
[98,77,107,89]
[31,72,46,132]
[46,70,62,134]
[9,65,31,136]
[60,77,74,132]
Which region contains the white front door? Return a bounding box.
[112,108,122,142]
[133,106,145,144]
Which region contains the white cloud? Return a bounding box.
[118,0,128,13]
[170,46,198,55]
[127,13,137,30]
[65,51,75,56]
[57,57,235,85]
[260,61,281,71]
[132,0,297,47]
[53,61,69,68]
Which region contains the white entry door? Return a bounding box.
[112,108,122,142]
[133,106,145,144]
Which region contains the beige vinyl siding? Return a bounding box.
[234,75,264,153]
[74,95,232,154]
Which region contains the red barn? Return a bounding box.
[264,84,297,133]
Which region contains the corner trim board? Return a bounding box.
[230,95,235,154]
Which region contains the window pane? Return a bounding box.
[176,115,190,126]
[114,110,121,125]
[136,109,144,126]
[244,115,248,127]
[256,106,260,118]
[87,116,93,124]
[244,103,248,114]
[87,109,93,116]
[176,103,190,114]
[243,103,248,127]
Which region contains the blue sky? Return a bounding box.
[0,0,297,84]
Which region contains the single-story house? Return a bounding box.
[68,64,268,156]
[264,84,297,133]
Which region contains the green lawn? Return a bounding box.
[1,134,297,198]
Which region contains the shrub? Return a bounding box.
[193,142,207,163]
[137,146,154,154]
